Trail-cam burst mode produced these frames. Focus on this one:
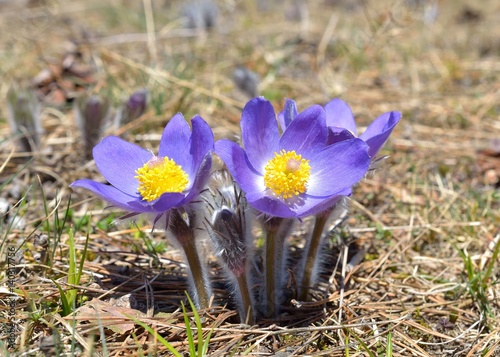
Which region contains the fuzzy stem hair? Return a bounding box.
[235,272,254,324]
[263,217,293,317]
[169,208,211,309]
[298,212,329,301]
[298,200,348,301]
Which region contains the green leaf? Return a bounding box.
[345,327,376,357]
[386,331,392,357]
[52,280,71,317]
[186,292,204,357]
[181,300,196,357]
[129,317,183,357]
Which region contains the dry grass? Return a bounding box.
[1,0,499,355]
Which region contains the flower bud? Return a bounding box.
[181,0,219,31]
[115,89,148,128]
[232,67,260,99]
[6,86,43,153]
[74,94,110,159]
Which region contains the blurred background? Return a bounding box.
[0,1,499,354]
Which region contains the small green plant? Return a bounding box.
[53,226,90,317]
[0,159,32,259]
[344,326,393,357]
[457,235,500,321]
[137,228,166,263]
[386,331,393,357]
[345,328,375,357]
[0,341,9,356]
[36,182,73,268]
[181,292,213,357]
[130,292,213,356]
[132,319,183,357]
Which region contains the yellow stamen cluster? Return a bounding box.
[135,156,189,202]
[263,149,311,199]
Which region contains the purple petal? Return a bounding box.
[183,154,212,203]
[297,188,351,217]
[71,179,151,212]
[245,192,295,218]
[277,98,298,131]
[241,97,280,172]
[158,113,192,172]
[247,187,351,218]
[359,111,401,158]
[326,126,356,145]
[215,139,264,194]
[324,98,357,135]
[93,136,152,195]
[280,104,327,157]
[189,115,214,178]
[150,192,187,212]
[307,138,370,196]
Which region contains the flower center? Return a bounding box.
[263,150,311,199]
[135,156,189,202]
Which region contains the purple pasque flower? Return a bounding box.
[324,98,401,158]
[71,113,214,227]
[215,97,370,218]
[279,98,401,158]
[126,89,148,117]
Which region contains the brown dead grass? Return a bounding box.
[1,0,499,356]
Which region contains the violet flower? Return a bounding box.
[71,113,213,227]
[126,89,148,118]
[277,98,401,301]
[114,89,148,128]
[216,97,370,315]
[215,97,371,219]
[71,113,214,308]
[324,98,401,158]
[74,94,111,159]
[279,98,401,159]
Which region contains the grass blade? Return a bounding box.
[386,331,392,357]
[186,292,205,357]
[52,279,71,317]
[129,317,183,357]
[181,300,196,357]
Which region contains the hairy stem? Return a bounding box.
[265,228,277,317]
[264,217,288,317]
[235,273,254,324]
[180,237,210,309]
[169,208,211,309]
[299,213,329,301]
